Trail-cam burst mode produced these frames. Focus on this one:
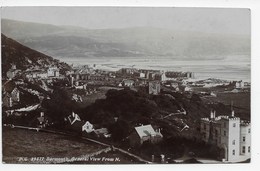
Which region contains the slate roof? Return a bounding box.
[134,124,156,138]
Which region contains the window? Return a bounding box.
[243,136,246,142]
[233,123,236,127]
[248,146,251,153]
[233,150,235,155]
[224,131,226,136]
[232,140,235,145]
[242,146,246,153]
[224,122,226,128]
[204,124,206,130]
[248,128,251,133]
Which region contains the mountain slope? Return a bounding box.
[1,33,70,77]
[2,19,250,59]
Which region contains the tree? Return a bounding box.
[42,88,76,125]
[190,93,202,103]
[109,120,129,142]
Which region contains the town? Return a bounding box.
[2,34,251,164]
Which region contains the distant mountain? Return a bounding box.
[2,19,250,60]
[1,34,71,77]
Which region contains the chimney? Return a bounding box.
[114,117,118,122]
[231,101,234,117]
[40,112,44,117]
[210,110,214,119]
[232,110,235,117]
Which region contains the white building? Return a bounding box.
[235,80,244,89]
[82,121,94,133]
[200,111,250,162]
[47,67,60,77]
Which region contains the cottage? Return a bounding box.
[129,124,163,147]
[122,79,135,87]
[82,121,94,133]
[68,112,81,125]
[36,112,49,128]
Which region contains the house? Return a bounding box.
[184,86,192,92]
[2,81,20,108]
[36,112,49,128]
[200,110,251,162]
[165,71,194,79]
[67,112,81,125]
[235,80,244,89]
[47,67,59,77]
[122,79,135,87]
[139,72,146,78]
[118,68,138,75]
[128,124,163,147]
[25,70,48,79]
[82,121,94,133]
[148,81,160,95]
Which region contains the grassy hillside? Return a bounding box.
[1,34,71,77]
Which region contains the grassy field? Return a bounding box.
[2,127,140,164]
[2,127,105,163]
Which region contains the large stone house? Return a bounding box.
[128,124,163,147]
[200,111,251,162]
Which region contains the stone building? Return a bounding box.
[200,111,251,162]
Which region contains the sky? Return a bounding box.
[1,7,250,35]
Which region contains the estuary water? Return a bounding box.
[60,55,251,82]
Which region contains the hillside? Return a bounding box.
[1,34,71,77]
[2,19,250,59]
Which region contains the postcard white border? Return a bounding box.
[0,1,259,171]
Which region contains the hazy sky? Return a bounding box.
[1,7,250,35]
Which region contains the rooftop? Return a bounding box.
[135,124,156,138]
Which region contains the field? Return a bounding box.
[2,127,139,164]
